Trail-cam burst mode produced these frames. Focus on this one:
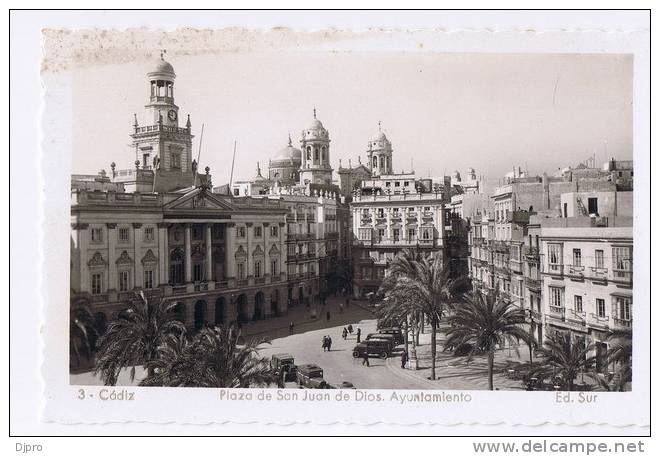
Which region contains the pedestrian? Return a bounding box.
[342,327,348,340]
[322,336,328,351]
[362,351,370,367]
[327,336,332,351]
[356,328,361,343]
[289,321,294,335]
[339,302,344,314]
[348,324,353,334]
[400,350,408,369]
[326,311,331,321]
[345,298,349,308]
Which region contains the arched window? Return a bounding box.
[321,146,327,162]
[307,146,311,160]
[373,156,378,168]
[169,249,184,285]
[314,147,319,161]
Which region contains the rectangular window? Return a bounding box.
[574,295,583,313]
[237,227,246,238]
[237,263,245,280]
[393,229,400,241]
[394,181,400,187]
[595,249,604,269]
[404,181,410,186]
[408,228,416,240]
[118,270,130,292]
[572,249,582,267]
[144,270,154,289]
[615,296,632,321]
[270,226,279,237]
[143,227,155,242]
[549,286,563,308]
[597,298,606,318]
[254,261,262,278]
[171,153,181,169]
[612,246,632,271]
[271,259,278,276]
[91,228,103,243]
[193,263,203,282]
[91,273,103,295]
[118,227,130,243]
[377,229,385,240]
[548,243,562,272]
[588,197,598,215]
[254,226,262,238]
[377,208,384,217]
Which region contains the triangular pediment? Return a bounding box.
[164,188,235,212]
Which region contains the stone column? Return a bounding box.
[157,223,169,286]
[263,223,270,277]
[106,223,117,291]
[246,222,253,281]
[225,223,236,281]
[386,207,392,242]
[279,221,286,280]
[205,223,213,281]
[184,223,192,283]
[72,223,89,293]
[133,223,143,289]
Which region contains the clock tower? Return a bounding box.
[129,52,195,192]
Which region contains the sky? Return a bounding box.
[72,51,633,186]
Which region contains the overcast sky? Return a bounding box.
[72,51,632,185]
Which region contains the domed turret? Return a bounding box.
[148,50,176,80]
[299,108,333,185]
[367,122,393,177]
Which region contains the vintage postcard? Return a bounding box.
[38,14,650,430]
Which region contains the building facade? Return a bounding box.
[350,129,447,296]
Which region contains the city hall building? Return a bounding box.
[70,55,319,331]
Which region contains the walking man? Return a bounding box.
[362,351,370,367]
[289,321,294,335]
[400,350,408,369]
[356,328,361,343]
[327,336,332,352]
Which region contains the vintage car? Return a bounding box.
[270,353,298,382]
[378,327,405,345]
[296,363,329,389]
[366,333,397,351]
[352,339,391,359]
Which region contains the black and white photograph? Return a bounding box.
[10,9,651,441]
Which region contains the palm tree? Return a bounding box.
[444,289,530,390]
[70,305,99,369]
[533,332,596,391]
[141,325,273,388]
[602,329,632,391]
[95,291,185,386]
[385,252,462,380]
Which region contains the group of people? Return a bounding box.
[322,335,333,351]
[340,324,361,342]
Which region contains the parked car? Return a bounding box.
[296,364,329,389]
[353,339,391,359]
[270,353,297,382]
[366,333,397,351]
[378,327,405,345]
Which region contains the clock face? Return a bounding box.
[167,109,177,121]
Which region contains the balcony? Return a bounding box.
[215,281,228,289]
[172,285,187,294]
[237,279,249,287]
[567,309,587,324]
[566,265,585,278]
[546,264,564,277]
[194,282,210,292]
[375,216,387,225]
[422,211,434,220]
[612,317,632,329]
[611,269,632,285]
[548,306,565,321]
[254,277,267,285]
[510,260,523,274]
[506,210,531,225]
[588,267,608,281]
[589,313,610,328]
[406,211,418,219]
[287,233,315,241]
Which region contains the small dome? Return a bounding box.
[370,130,388,142]
[272,136,302,162]
[148,52,176,78]
[308,118,325,131]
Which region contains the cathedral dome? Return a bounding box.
[273,136,302,163]
[308,118,325,131]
